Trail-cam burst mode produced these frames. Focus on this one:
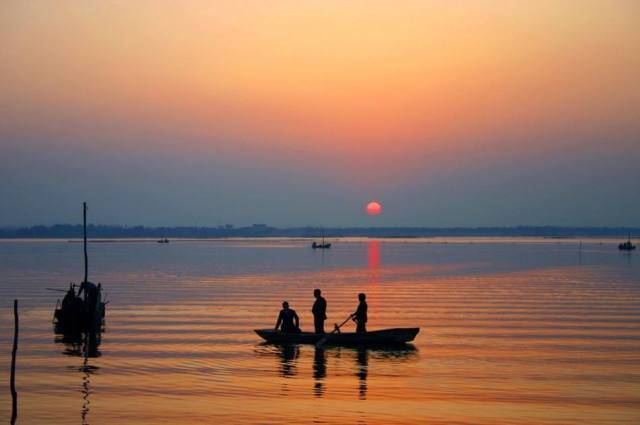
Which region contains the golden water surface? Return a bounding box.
[0,239,638,424]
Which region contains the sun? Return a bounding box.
[366,201,382,216]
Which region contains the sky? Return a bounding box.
[1,0,639,227]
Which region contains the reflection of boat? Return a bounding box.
[54,331,101,425]
[255,328,419,345]
[255,342,417,398]
[619,233,636,251]
[158,238,170,244]
[53,203,106,333]
[55,330,102,358]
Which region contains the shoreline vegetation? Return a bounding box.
[0,224,637,239]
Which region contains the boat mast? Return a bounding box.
[83,202,88,283]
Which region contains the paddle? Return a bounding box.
[315,314,354,347]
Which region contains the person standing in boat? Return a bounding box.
[312,289,327,334]
[61,283,77,310]
[61,283,83,319]
[78,280,99,314]
[275,301,300,333]
[351,293,368,333]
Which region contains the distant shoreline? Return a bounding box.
[0,225,637,239]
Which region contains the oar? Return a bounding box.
[46,288,67,292]
[315,314,353,347]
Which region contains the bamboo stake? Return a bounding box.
[10,299,19,425]
[83,202,88,283]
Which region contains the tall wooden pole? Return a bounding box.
[10,299,19,425]
[84,202,88,283]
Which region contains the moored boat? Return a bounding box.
[618,233,635,251]
[52,202,107,333]
[255,327,419,345]
[311,228,331,249]
[54,289,105,334]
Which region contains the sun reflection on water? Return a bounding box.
[0,240,638,424]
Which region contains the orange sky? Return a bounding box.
[1,0,639,225]
[3,1,638,148]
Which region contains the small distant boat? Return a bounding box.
[53,202,106,333]
[158,238,170,244]
[255,328,419,346]
[312,228,331,249]
[619,233,636,251]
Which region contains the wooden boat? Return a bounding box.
[312,228,331,249]
[54,293,105,334]
[53,202,106,333]
[619,233,636,251]
[255,327,419,345]
[158,238,170,244]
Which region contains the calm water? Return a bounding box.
[1,238,639,424]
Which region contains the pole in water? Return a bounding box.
[83,202,88,283]
[10,299,19,425]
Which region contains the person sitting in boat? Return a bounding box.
[351,293,368,333]
[61,283,77,310]
[312,288,327,334]
[78,280,99,314]
[275,301,300,333]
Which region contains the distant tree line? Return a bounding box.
[0,224,637,239]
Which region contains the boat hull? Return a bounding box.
[54,301,106,334]
[255,327,419,345]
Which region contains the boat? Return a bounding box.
[158,238,170,244]
[311,228,332,249]
[618,233,636,251]
[254,327,419,346]
[53,202,106,333]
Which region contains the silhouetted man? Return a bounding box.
[312,289,327,334]
[61,283,83,320]
[61,283,77,310]
[275,301,300,333]
[78,280,99,314]
[351,293,368,333]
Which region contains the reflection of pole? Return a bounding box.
[10,299,19,425]
[357,347,368,400]
[81,333,91,425]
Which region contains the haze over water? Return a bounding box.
[0,238,639,424]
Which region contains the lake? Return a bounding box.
[0,238,639,424]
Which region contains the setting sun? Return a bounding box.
[1,2,639,424]
[366,201,382,216]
